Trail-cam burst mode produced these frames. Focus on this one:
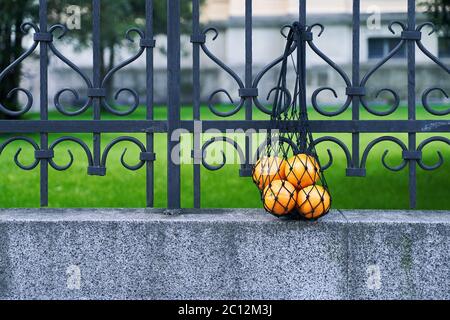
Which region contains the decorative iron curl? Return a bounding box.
[417,137,450,171]
[201,137,245,171]
[101,28,145,116]
[359,21,406,116]
[280,24,295,39]
[306,24,352,116]
[422,88,449,116]
[0,22,39,117]
[415,23,450,116]
[251,25,297,114]
[253,136,300,164]
[361,136,408,172]
[264,87,292,116]
[101,137,147,171]
[48,137,94,171]
[200,27,245,117]
[416,23,450,73]
[0,137,40,170]
[308,137,353,171]
[48,24,93,116]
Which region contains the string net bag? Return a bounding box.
[252,23,332,221]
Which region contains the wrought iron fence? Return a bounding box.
[0,0,449,209]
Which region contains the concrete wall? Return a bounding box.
[0,209,449,300]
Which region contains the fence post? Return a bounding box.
[91,0,102,174]
[298,0,307,152]
[146,0,155,207]
[39,0,49,207]
[167,0,181,208]
[351,0,361,175]
[243,0,253,175]
[407,0,417,209]
[192,0,201,208]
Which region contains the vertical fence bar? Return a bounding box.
[352,0,361,172]
[145,0,155,207]
[39,0,49,207]
[407,0,417,209]
[192,0,201,208]
[243,0,253,174]
[299,0,306,92]
[299,0,307,152]
[167,0,181,208]
[92,0,102,171]
[245,0,252,121]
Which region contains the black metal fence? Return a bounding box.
[0,0,449,209]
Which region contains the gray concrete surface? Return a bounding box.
[0,209,449,300]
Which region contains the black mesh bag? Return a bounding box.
[252,23,332,220]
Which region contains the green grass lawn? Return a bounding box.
[0,104,449,209]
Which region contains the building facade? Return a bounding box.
[199,0,449,106]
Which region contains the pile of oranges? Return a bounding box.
[252,154,331,220]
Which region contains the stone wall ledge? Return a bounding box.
[0,209,449,300]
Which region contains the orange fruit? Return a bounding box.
[285,154,320,189]
[253,156,286,190]
[296,185,331,219]
[263,180,297,216]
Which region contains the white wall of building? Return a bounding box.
[203,0,408,20]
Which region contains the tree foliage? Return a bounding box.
[0,0,200,117]
[0,0,38,118]
[420,0,450,36]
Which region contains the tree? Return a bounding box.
[0,0,200,118]
[420,0,450,36]
[0,0,38,118]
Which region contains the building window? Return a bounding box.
[368,38,406,59]
[438,37,450,58]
